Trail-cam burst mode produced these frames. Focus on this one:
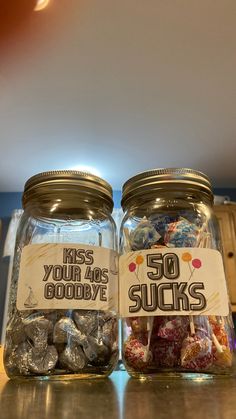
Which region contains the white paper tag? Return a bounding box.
[119,248,229,317]
[17,243,118,312]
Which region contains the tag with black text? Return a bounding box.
[119,248,229,317]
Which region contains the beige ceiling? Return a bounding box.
[0,0,236,191]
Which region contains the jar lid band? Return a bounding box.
[23,170,113,211]
[121,168,213,209]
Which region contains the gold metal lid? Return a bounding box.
[23,170,113,211]
[121,168,213,209]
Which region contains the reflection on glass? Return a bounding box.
[34,0,51,12]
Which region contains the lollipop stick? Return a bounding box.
[212,332,223,353]
[188,268,195,282]
[123,227,131,252]
[144,316,154,362]
[189,315,195,335]
[187,261,192,275]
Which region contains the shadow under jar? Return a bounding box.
[119,168,236,379]
[4,171,119,379]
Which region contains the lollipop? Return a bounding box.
[152,316,166,334]
[124,336,152,370]
[181,334,213,370]
[130,217,161,250]
[181,252,192,277]
[151,214,177,237]
[213,346,232,368]
[151,338,181,368]
[136,255,144,265]
[182,252,192,263]
[158,316,189,342]
[128,262,136,273]
[209,317,229,347]
[192,316,211,338]
[164,218,199,248]
[208,317,232,367]
[128,317,148,334]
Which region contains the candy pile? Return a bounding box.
[123,215,233,373]
[129,215,201,251]
[124,314,233,372]
[4,309,118,377]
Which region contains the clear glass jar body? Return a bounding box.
[4,191,119,379]
[120,190,236,379]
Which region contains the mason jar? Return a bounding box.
[4,171,118,379]
[119,168,235,379]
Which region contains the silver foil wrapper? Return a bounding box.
[24,317,52,350]
[4,341,31,376]
[53,317,86,345]
[86,336,111,365]
[28,345,58,374]
[4,309,118,377]
[59,341,87,371]
[73,310,98,335]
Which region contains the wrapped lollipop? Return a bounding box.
[151,338,181,368]
[164,217,199,248]
[158,316,189,342]
[191,315,212,338]
[130,217,161,250]
[209,316,229,346]
[127,317,148,334]
[150,214,177,237]
[212,345,232,368]
[208,316,233,368]
[181,334,213,370]
[124,335,152,370]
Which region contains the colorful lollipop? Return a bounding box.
[181,334,213,370]
[164,218,199,248]
[128,262,136,272]
[124,336,152,370]
[151,338,181,368]
[158,316,189,342]
[130,218,161,250]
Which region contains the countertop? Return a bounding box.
[1,366,236,419]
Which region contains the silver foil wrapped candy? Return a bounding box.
[24,317,52,350]
[59,341,87,372]
[28,345,58,374]
[53,317,86,344]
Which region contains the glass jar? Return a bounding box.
[4,171,119,379]
[119,168,235,379]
